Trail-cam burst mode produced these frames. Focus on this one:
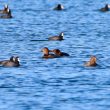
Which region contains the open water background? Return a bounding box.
[0,0,110,110]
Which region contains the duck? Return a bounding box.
[50,49,69,57]
[0,8,12,18]
[48,32,64,41]
[13,56,20,67]
[0,56,20,67]
[0,4,9,14]
[100,4,110,12]
[41,47,58,58]
[84,56,97,67]
[53,4,64,10]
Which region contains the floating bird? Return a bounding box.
[100,4,110,12]
[41,47,58,58]
[0,56,20,67]
[48,32,64,41]
[0,8,12,18]
[53,4,64,10]
[84,56,97,67]
[50,49,69,57]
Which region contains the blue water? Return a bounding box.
[0,0,110,110]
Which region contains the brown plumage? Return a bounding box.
[84,56,97,67]
[41,47,58,58]
[0,9,12,18]
[0,4,9,14]
[50,49,69,57]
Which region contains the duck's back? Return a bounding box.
[61,52,69,56]
[42,54,58,59]
[48,36,63,41]
[0,61,19,67]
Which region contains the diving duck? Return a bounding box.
[0,56,20,67]
[84,56,97,67]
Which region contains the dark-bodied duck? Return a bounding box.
[84,56,97,67]
[48,32,64,41]
[100,4,110,12]
[0,8,12,18]
[50,49,69,57]
[0,56,20,67]
[41,47,58,58]
[53,4,64,10]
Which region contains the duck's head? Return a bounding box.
[105,4,110,8]
[90,56,97,64]
[15,56,20,63]
[10,56,20,63]
[50,49,62,56]
[10,56,15,61]
[57,4,64,10]
[59,32,64,39]
[85,56,97,66]
[41,47,50,55]
[3,4,9,12]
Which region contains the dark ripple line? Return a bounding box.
[30,40,48,41]
[0,83,110,89]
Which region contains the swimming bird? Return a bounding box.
[53,4,64,10]
[50,49,69,57]
[84,56,97,67]
[0,8,12,18]
[0,56,20,67]
[48,32,64,41]
[100,4,110,12]
[41,47,58,58]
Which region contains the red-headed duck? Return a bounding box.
[41,47,58,58]
[84,56,97,67]
[50,49,69,57]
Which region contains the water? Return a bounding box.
[0,0,110,110]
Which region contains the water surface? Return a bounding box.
[0,0,110,110]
